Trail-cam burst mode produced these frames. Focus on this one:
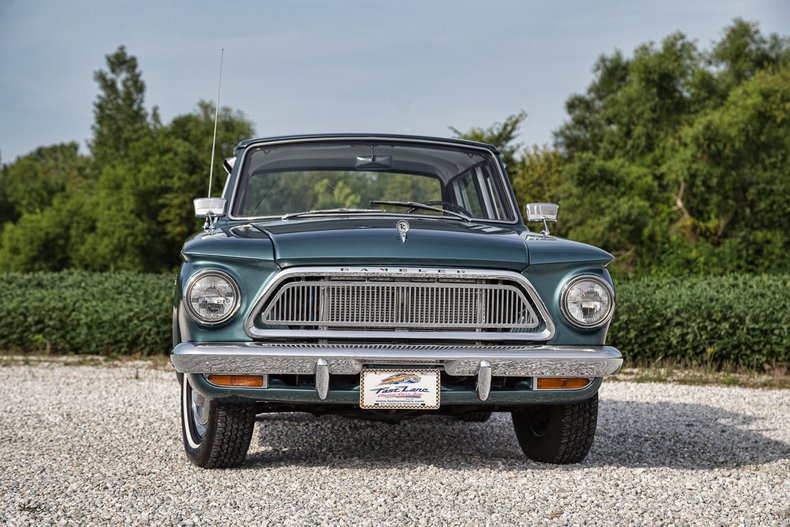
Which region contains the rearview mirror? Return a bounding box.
[355,155,393,170]
[194,197,227,218]
[525,203,559,223]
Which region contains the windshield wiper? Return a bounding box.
[281,208,384,220]
[369,200,470,222]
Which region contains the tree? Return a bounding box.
[709,19,790,97]
[156,101,254,252]
[559,154,658,271]
[0,47,255,273]
[672,66,790,273]
[509,146,563,208]
[0,192,91,271]
[0,161,13,227]
[0,143,87,220]
[450,111,527,169]
[555,33,701,164]
[551,19,788,275]
[89,46,152,167]
[77,101,254,272]
[4,22,788,277]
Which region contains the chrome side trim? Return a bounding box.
[243,266,555,342]
[171,342,622,378]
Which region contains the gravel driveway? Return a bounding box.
[1,363,788,526]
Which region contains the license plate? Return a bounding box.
[360,369,440,410]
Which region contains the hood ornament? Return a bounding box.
[396,220,409,243]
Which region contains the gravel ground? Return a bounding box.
[0,364,788,526]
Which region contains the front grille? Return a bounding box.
[260,278,540,332]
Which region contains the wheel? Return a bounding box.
[455,411,492,423]
[181,374,256,468]
[511,394,598,464]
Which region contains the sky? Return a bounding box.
[0,0,787,163]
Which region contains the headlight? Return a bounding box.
[184,270,240,324]
[561,275,614,328]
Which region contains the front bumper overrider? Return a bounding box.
[171,342,622,404]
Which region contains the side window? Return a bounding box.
[449,163,512,220]
[477,166,507,220]
[452,172,484,217]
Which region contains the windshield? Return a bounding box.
[231,140,515,221]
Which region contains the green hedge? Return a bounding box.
[609,274,789,368]
[1,271,787,368]
[0,271,172,356]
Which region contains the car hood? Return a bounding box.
[252,217,529,271]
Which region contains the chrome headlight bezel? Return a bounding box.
[184,269,241,325]
[560,274,615,329]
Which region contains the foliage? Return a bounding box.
[89,46,152,167]
[671,67,790,274]
[0,271,172,355]
[449,110,527,169]
[609,274,789,368]
[509,145,562,207]
[1,271,785,369]
[555,19,788,276]
[157,101,254,247]
[454,19,789,277]
[0,47,254,273]
[558,154,657,270]
[0,194,90,271]
[0,143,88,222]
[1,20,788,280]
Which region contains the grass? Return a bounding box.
[611,363,790,389]
[0,352,173,371]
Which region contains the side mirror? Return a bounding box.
[222,156,236,175]
[525,203,559,223]
[525,203,559,236]
[194,197,227,219]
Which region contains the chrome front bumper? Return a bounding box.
[171,342,622,401]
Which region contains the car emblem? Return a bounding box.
[396,220,409,242]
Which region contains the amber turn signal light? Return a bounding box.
[206,374,264,387]
[536,377,591,390]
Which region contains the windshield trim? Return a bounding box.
[246,211,473,223]
[226,136,520,225]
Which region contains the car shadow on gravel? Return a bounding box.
[589,400,790,469]
[244,400,789,470]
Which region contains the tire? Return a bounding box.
[455,411,492,423]
[181,375,256,468]
[511,393,598,464]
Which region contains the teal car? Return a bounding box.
[171,134,622,468]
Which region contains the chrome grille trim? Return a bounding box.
[224,342,559,351]
[260,280,539,329]
[244,267,555,341]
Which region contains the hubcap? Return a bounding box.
[525,406,551,438]
[190,387,209,440]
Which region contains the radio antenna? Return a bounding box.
[207,48,224,197]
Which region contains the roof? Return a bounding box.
[234,133,502,154]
